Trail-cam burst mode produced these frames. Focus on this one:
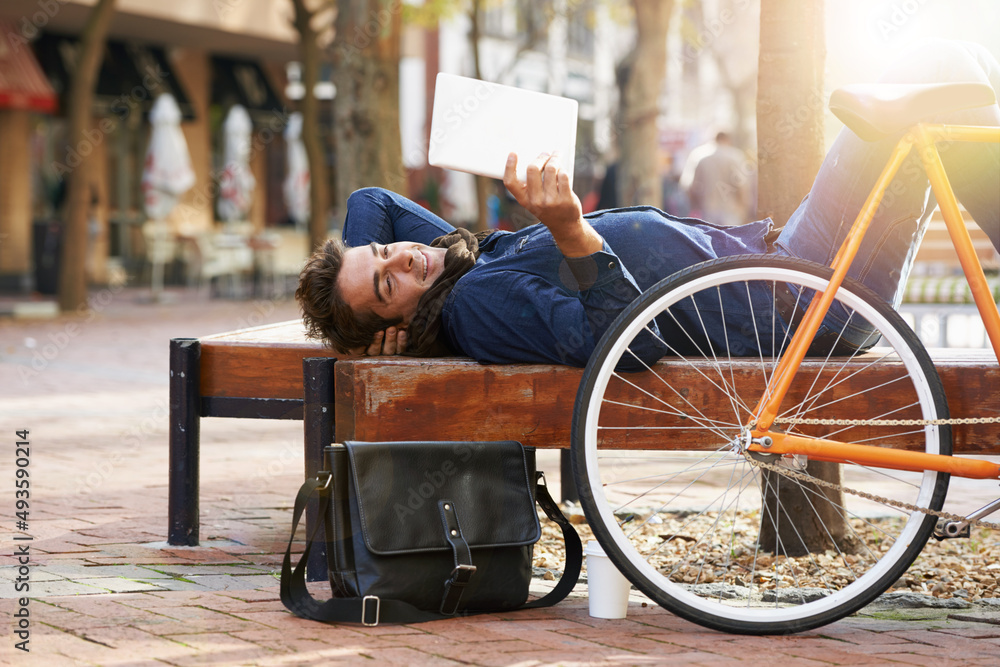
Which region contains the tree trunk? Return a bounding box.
[755,0,825,225]
[332,0,404,208]
[755,0,851,556]
[467,0,490,233]
[759,459,859,557]
[57,0,116,312]
[617,0,673,208]
[292,0,332,252]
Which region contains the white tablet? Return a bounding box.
[428,73,579,185]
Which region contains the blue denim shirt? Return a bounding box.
[343,188,772,366]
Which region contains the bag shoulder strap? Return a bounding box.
[280,474,582,625]
[522,476,582,609]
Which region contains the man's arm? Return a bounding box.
[503,152,603,258]
[343,187,456,248]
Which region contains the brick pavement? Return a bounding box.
[2,287,1000,666]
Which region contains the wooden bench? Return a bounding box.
[168,321,1000,546]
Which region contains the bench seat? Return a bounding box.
[333,353,999,453]
[168,320,999,545]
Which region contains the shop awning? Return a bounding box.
[0,22,57,113]
[32,32,195,120]
[211,56,286,127]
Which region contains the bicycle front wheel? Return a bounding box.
[572,255,951,634]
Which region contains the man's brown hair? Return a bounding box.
[295,238,400,352]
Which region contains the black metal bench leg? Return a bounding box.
[560,449,579,503]
[169,338,201,546]
[303,357,336,581]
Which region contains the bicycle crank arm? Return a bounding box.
[933,496,1000,539]
[748,431,1000,480]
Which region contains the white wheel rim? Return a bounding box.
[583,265,943,624]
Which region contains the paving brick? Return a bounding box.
[16,580,117,597]
[131,609,270,636]
[887,628,998,654]
[39,605,169,633]
[68,577,166,594]
[26,541,102,556]
[351,646,467,665]
[138,578,215,593]
[187,597,284,618]
[816,626,912,645]
[477,626,618,651]
[829,641,941,655]
[156,632,279,666]
[773,647,902,664]
[558,626,693,653]
[76,564,177,579]
[150,564,273,576]
[228,624,370,649]
[14,629,137,666]
[622,608,717,633]
[215,588,284,603]
[866,653,970,666]
[111,590,210,609]
[421,637,551,663]
[419,618,535,643]
[351,622,439,638]
[932,625,1000,639]
[5,291,1000,666]
[66,624,200,660]
[167,574,279,592]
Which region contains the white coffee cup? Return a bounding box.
[584,540,630,619]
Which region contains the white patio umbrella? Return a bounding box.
[283,111,310,227]
[217,104,256,222]
[142,93,195,220]
[141,93,195,300]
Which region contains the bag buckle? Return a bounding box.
[450,563,477,585]
[317,471,332,490]
[440,564,477,615]
[361,595,380,626]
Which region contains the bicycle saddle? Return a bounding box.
[829,82,997,142]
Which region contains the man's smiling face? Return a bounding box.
[337,241,449,327]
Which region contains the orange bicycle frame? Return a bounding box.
[749,123,1000,479]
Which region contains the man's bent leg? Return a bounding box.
[777,39,1000,309]
[935,42,1000,251]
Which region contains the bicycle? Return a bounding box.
[571,80,1000,634]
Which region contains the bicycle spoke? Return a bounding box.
[576,257,949,632]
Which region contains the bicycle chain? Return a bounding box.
[775,416,1000,427]
[746,455,1000,531]
[762,415,1000,528]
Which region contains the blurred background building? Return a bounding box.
[0,0,637,298]
[0,0,301,295]
[0,0,996,331]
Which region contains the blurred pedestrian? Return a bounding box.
[681,132,751,226]
[659,151,689,217]
[595,161,619,211]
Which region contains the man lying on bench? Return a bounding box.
[295,40,1000,367]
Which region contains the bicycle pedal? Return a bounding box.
[932,519,971,540]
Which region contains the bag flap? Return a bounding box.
[345,441,541,556]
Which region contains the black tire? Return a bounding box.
[572,255,951,634]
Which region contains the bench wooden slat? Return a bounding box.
[199,341,335,399]
[334,352,999,453]
[334,359,580,446]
